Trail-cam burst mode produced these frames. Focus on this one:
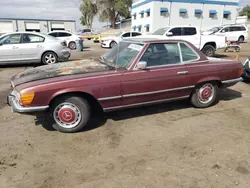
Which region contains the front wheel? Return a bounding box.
[201,45,215,57]
[238,36,244,43]
[49,96,91,133]
[110,41,117,48]
[191,82,218,108]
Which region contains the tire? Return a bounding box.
[110,41,117,48]
[242,70,250,82]
[238,36,244,43]
[49,96,91,133]
[42,52,58,65]
[191,82,218,108]
[201,45,215,57]
[68,42,76,50]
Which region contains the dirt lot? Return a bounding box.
[1,40,250,188]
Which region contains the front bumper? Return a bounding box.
[101,40,110,48]
[7,93,49,113]
[221,77,243,88]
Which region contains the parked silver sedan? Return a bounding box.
[0,32,71,65]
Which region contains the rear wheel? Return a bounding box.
[42,52,58,65]
[68,41,76,50]
[49,96,91,133]
[238,36,244,43]
[191,82,218,108]
[201,45,215,57]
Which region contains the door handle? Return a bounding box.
[12,46,18,49]
[177,71,188,75]
[37,45,42,48]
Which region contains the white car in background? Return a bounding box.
[48,30,83,50]
[135,26,227,57]
[101,31,142,48]
[202,24,248,42]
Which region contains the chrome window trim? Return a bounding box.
[103,95,189,111]
[133,42,183,70]
[222,77,243,84]
[98,85,194,101]
[179,42,201,63]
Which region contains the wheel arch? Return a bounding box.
[41,50,58,62]
[202,42,217,50]
[195,77,222,88]
[49,91,103,113]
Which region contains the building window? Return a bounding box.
[223,10,231,19]
[137,25,142,32]
[145,24,150,32]
[132,13,137,20]
[179,9,187,17]
[209,10,217,18]
[195,9,202,17]
[139,10,144,18]
[145,9,150,17]
[160,8,168,16]
[132,26,136,31]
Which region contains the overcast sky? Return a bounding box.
[0,0,248,30]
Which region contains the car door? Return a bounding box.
[19,33,46,61]
[58,32,71,41]
[131,32,142,37]
[121,42,192,106]
[181,27,200,49]
[0,33,22,63]
[219,27,231,41]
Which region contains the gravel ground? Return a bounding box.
[0,40,250,188]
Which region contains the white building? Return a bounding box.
[131,0,239,33]
[0,18,76,35]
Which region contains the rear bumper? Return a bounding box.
[221,77,243,88]
[58,49,71,61]
[7,94,49,113]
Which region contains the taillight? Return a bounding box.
[61,41,66,46]
[238,67,243,77]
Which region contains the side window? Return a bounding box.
[122,32,130,38]
[169,28,182,36]
[48,32,58,37]
[22,34,45,43]
[58,32,71,37]
[140,43,181,67]
[229,27,239,32]
[180,43,198,62]
[240,26,246,31]
[132,32,142,37]
[221,27,229,32]
[0,34,21,45]
[183,27,197,35]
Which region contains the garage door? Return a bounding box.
[25,22,40,32]
[0,21,13,34]
[51,22,65,31]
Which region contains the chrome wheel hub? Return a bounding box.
[198,83,214,104]
[45,54,56,64]
[53,103,81,129]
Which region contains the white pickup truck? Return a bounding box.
[138,26,227,57]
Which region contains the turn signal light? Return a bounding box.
[238,68,243,77]
[20,92,35,105]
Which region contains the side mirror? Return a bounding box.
[136,61,147,70]
[166,32,173,36]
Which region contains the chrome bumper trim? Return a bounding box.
[8,95,49,113]
[222,77,243,84]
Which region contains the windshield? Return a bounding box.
[207,27,222,32]
[100,41,144,69]
[152,27,170,35]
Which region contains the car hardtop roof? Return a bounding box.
[221,23,246,27]
[3,31,47,36]
[159,25,198,29]
[123,37,189,43]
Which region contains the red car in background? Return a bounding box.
[8,38,243,133]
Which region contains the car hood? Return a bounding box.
[11,59,110,87]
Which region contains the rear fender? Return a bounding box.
[196,76,221,86]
